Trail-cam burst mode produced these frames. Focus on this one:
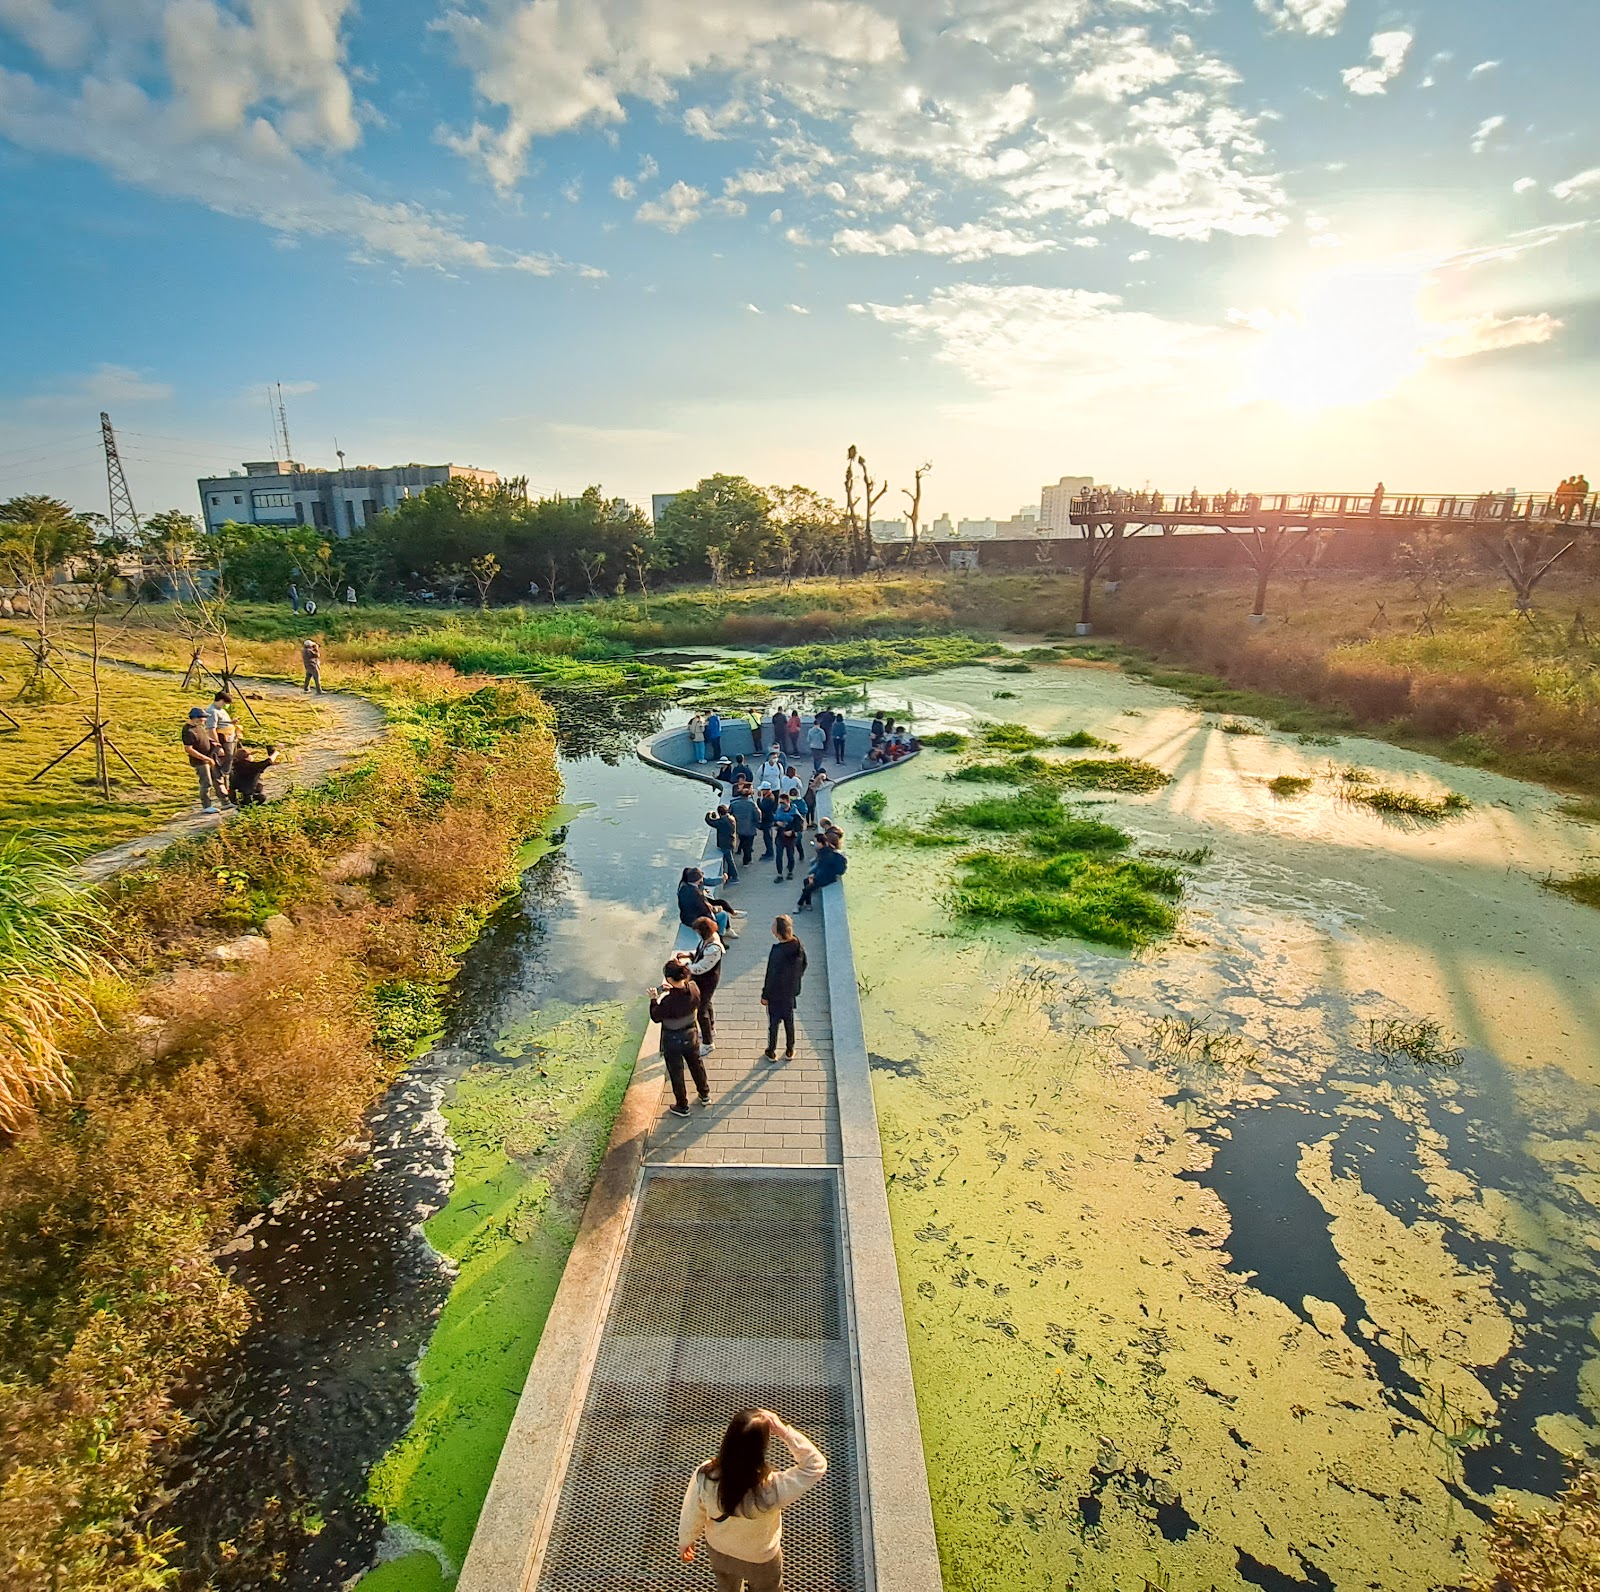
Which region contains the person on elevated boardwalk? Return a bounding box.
[760,915,807,1064]
[797,831,847,912]
[679,1408,827,1591]
[650,961,709,1119]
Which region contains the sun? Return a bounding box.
[1244,266,1434,413]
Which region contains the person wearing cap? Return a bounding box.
[181,707,222,814]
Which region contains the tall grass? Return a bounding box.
[0,835,109,1133]
[0,670,563,1590]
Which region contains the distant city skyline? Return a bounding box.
[0,1,1594,524]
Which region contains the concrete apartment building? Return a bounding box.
[1040,475,1095,535]
[198,459,503,537]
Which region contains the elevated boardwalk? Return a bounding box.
[458,718,939,1592]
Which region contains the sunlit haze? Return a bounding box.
[1,0,1594,515]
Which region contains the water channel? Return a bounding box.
[159,661,1600,1591]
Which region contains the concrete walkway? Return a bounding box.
[649,857,841,1169]
[458,717,941,1592]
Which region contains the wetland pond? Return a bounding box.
[163,656,1600,1591]
[850,658,1600,1591]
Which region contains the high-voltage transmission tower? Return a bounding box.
[99,410,141,537]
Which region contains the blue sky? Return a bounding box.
[0,0,1595,523]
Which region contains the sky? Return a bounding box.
[0,0,1595,525]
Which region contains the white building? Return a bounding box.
[957,518,1000,540]
[1040,476,1095,535]
[198,459,503,537]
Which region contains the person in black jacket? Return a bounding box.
[797,833,848,910]
[756,786,779,861]
[650,960,710,1116]
[728,790,761,868]
[760,915,808,1062]
[677,867,739,938]
[706,804,740,883]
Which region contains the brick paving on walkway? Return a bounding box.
[646,853,840,1169]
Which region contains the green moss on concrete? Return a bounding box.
[359,1000,644,1584]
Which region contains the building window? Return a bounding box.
[362,499,377,522]
[311,500,329,528]
[234,494,243,504]
[295,503,305,523]
[210,495,219,506]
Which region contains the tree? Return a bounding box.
[470,552,500,609]
[1485,528,1575,617]
[854,449,889,569]
[1220,520,1312,620]
[654,475,776,576]
[0,496,96,701]
[211,521,343,603]
[843,447,863,573]
[902,461,932,555]
[769,486,847,581]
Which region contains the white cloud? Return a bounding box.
[438,0,902,191]
[1470,114,1505,155]
[0,3,584,277]
[638,154,660,181]
[1254,0,1346,39]
[745,302,762,313]
[560,174,582,201]
[1128,248,1151,261]
[635,178,705,230]
[1427,312,1559,360]
[1552,167,1600,203]
[832,220,1057,261]
[28,363,174,408]
[610,173,636,199]
[1512,176,1537,194]
[856,283,1223,403]
[1342,30,1412,96]
[1468,59,1499,78]
[786,303,810,314]
[438,2,1287,246]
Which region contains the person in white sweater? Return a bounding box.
[678,1408,827,1590]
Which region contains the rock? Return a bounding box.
[322,844,390,883]
[210,934,270,964]
[261,913,295,942]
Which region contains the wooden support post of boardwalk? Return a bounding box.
[458,717,941,1592]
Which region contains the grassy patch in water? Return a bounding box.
[1267,775,1314,799]
[1346,785,1471,819]
[1363,1016,1465,1067]
[760,634,993,687]
[951,751,1167,794]
[992,660,1033,674]
[852,788,888,822]
[950,850,1180,947]
[1218,719,1264,736]
[362,1002,641,1573]
[1542,871,1600,910]
[921,730,969,752]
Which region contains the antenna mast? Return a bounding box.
[100,411,141,537]
[276,381,294,465]
[266,387,279,461]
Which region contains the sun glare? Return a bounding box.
[1246,266,1433,413]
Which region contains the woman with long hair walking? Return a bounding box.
[679,1408,827,1591]
[760,915,807,1063]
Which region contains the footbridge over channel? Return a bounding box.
[458,718,941,1592]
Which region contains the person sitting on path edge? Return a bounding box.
[797,831,847,911]
[678,867,740,938]
[679,1408,827,1590]
[675,916,726,1054]
[760,915,807,1063]
[649,960,710,1118]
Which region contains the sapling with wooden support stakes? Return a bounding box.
[26,551,149,801]
[1484,527,1576,618]
[1,495,95,704]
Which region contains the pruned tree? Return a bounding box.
[902,461,932,555]
[844,446,862,574]
[629,542,654,612]
[437,563,470,605]
[855,450,888,570]
[576,547,608,598]
[470,551,500,610]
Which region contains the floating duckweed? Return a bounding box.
[1268,775,1314,799]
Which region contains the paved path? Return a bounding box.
[75,660,385,884]
[649,858,842,1168]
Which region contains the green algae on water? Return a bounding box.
[359,1000,644,1588]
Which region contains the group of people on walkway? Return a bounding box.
[688,705,851,770]
[180,690,281,813]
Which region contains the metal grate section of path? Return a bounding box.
[535,1169,865,1591]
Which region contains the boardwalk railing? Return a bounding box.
[1071,489,1599,529]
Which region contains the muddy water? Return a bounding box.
[160,705,713,1590]
[850,660,1600,1591]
